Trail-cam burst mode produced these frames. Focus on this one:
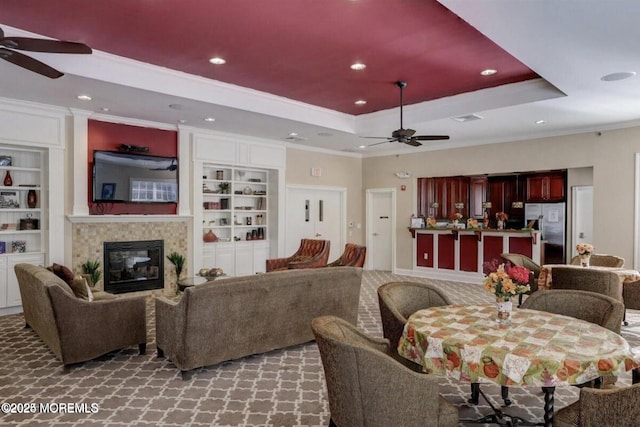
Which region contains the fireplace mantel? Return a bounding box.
[67,214,191,224]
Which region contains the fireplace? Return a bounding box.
[104,240,164,294]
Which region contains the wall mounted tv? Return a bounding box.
[92,151,178,203]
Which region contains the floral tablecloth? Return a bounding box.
[398,304,639,387]
[537,264,640,291]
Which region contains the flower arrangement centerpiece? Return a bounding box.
[426,217,438,228]
[449,211,463,225]
[483,259,531,325]
[495,211,508,230]
[466,218,479,229]
[576,243,594,267]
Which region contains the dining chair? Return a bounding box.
[520,289,625,334]
[377,281,451,367]
[569,254,625,268]
[623,279,640,323]
[500,253,540,306]
[550,267,623,304]
[554,383,640,427]
[311,315,459,427]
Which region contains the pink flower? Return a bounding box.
[506,263,530,285]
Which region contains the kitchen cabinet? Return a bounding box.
[526,172,566,202]
[469,176,488,219]
[418,177,469,219]
[487,176,524,226]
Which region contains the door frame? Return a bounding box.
[284,184,347,259]
[366,188,396,272]
[571,185,593,260]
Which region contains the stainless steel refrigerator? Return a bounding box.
[524,203,566,264]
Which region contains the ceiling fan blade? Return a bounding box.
[0,48,63,78]
[368,139,396,147]
[1,37,92,54]
[413,135,450,141]
[405,139,423,147]
[361,136,391,139]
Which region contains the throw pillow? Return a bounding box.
[49,263,75,287]
[70,275,91,300]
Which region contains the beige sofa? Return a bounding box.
[155,266,363,379]
[14,263,147,368]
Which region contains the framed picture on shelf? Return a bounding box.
[0,191,19,208]
[101,183,116,200]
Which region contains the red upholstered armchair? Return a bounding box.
[266,239,330,272]
[328,243,366,267]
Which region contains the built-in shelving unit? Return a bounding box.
[0,146,47,308]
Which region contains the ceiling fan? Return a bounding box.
[0,26,92,79]
[366,81,450,147]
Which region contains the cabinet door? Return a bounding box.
[470,177,488,218]
[6,253,44,307]
[547,174,566,201]
[235,242,253,276]
[0,257,7,307]
[488,180,505,214]
[526,175,547,202]
[253,241,269,274]
[214,243,236,275]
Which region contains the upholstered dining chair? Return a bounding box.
[265,239,330,272]
[569,254,625,268]
[500,253,540,306]
[327,243,366,268]
[550,267,623,304]
[554,383,640,427]
[311,315,459,427]
[377,281,451,369]
[520,289,625,334]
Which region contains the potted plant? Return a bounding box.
[167,251,186,283]
[81,259,101,287]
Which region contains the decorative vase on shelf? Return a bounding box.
[496,297,512,326]
[27,190,37,208]
[497,220,504,230]
[3,170,12,186]
[580,254,591,267]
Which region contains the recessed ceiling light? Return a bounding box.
[288,132,298,137]
[359,145,366,149]
[480,69,497,76]
[77,94,92,101]
[535,119,547,125]
[100,107,110,112]
[354,99,367,105]
[350,62,366,71]
[204,117,216,122]
[178,119,187,124]
[209,57,226,65]
[601,71,636,82]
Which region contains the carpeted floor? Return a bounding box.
[1,270,638,426]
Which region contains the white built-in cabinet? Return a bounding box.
[193,133,285,276]
[0,146,46,308]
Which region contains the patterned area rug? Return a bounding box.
[0,270,638,426]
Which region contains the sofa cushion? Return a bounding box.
[49,263,75,287]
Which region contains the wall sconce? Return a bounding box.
[431,202,440,208]
[454,202,464,210]
[482,201,492,209]
[511,201,524,209]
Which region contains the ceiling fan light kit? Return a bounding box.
[366,81,450,148]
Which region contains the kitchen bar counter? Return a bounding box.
[410,227,542,282]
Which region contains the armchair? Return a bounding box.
[569,254,625,268]
[500,253,540,306]
[554,383,640,427]
[266,238,330,272]
[327,243,366,267]
[311,315,459,427]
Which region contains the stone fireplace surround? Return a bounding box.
[70,217,189,295]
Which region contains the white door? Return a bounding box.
[285,186,345,261]
[572,186,594,257]
[367,189,395,271]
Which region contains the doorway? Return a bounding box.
[572,186,593,259]
[285,185,346,261]
[366,188,395,271]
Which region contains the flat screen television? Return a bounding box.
[92,150,178,203]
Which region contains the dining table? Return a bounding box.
[398,304,640,427]
[537,264,640,291]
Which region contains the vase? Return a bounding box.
[580,254,591,267]
[453,219,459,226]
[27,189,37,208]
[3,170,12,186]
[497,220,504,230]
[496,297,512,325]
